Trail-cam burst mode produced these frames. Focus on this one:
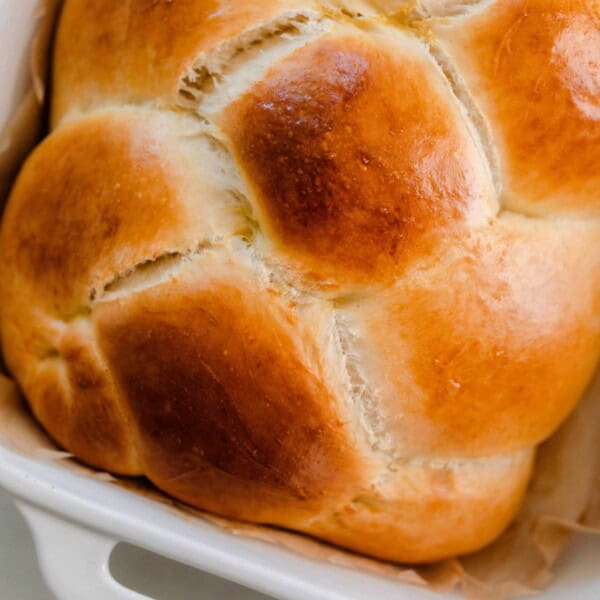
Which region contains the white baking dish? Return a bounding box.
[1,439,600,600]
[0,441,443,600]
[1,2,599,599]
[1,437,600,600]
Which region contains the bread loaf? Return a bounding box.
[1,0,598,563]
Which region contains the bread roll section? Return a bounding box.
[432,0,600,214]
[224,30,495,283]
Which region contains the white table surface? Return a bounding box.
[0,488,274,600]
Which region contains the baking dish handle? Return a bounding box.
[16,501,153,600]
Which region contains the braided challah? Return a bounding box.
[1,0,598,562]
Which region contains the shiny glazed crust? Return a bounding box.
[1,0,599,563]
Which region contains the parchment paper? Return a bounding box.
[0,2,598,598]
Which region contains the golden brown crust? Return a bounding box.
[433,0,600,214]
[4,313,141,475]
[0,109,239,315]
[0,108,234,475]
[58,319,141,472]
[52,0,321,125]
[95,259,371,524]
[0,0,598,565]
[307,450,535,563]
[225,31,494,283]
[341,217,600,457]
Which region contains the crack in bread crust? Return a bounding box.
[96,244,211,303]
[426,42,502,201]
[177,11,331,110]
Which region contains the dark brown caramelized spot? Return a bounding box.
[96,269,360,518]
[225,34,491,282]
